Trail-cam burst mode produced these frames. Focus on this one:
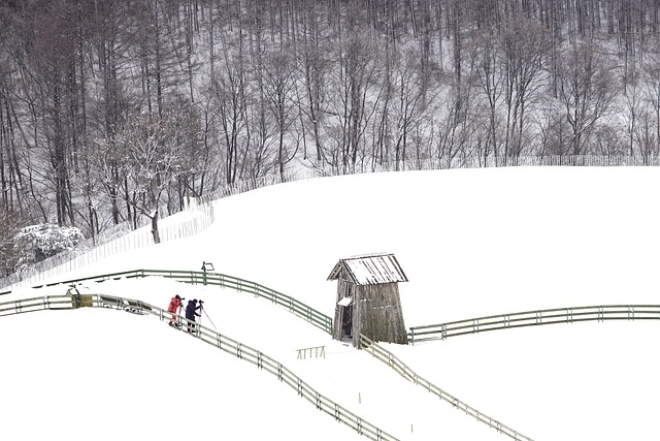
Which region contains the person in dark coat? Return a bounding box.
[185,299,202,333]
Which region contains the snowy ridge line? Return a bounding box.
[4,153,659,292]
[359,334,534,441]
[408,305,660,343]
[0,294,401,441]
[0,268,333,335]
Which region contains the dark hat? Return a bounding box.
[175,295,181,300]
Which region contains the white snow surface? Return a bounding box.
[2,166,660,441]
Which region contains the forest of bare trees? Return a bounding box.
[2,0,660,275]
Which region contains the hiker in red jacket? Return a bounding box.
[167,295,183,327]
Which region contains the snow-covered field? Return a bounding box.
[2,166,660,440]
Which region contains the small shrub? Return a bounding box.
[13,224,85,270]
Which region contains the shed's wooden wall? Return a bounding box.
[357,283,407,345]
[332,267,407,346]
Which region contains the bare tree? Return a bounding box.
[535,103,573,157]
[27,2,79,226]
[296,2,331,162]
[246,4,278,181]
[211,39,250,185]
[388,45,434,170]
[554,42,617,155]
[622,63,642,157]
[0,33,27,219]
[500,14,550,160]
[642,48,660,157]
[97,111,188,243]
[164,95,209,210]
[262,47,298,179]
[325,25,382,172]
[470,26,505,164]
[85,0,138,236]
[133,0,189,120]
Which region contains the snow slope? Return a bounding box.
[2,166,660,440]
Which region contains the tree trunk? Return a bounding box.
[150,210,161,244]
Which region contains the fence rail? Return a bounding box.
[0,294,399,441]
[297,345,326,360]
[408,305,660,344]
[0,295,74,316]
[0,268,333,335]
[9,271,660,441]
[359,334,534,441]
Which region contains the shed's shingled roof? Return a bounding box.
[327,253,408,286]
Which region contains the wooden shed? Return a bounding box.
[327,253,408,348]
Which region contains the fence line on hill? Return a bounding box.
[1,198,215,290]
[0,268,333,335]
[407,305,660,344]
[8,266,660,349]
[0,293,400,441]
[4,154,660,291]
[7,268,660,441]
[359,334,535,441]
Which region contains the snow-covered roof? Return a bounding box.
[327,253,408,286]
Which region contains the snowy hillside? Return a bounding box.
[3,167,660,440]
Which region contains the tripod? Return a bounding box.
[198,301,217,330]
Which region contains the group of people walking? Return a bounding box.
[167,295,203,333]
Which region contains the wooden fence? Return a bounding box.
[0,293,399,441]
[359,334,534,441]
[10,270,660,441]
[408,305,660,344]
[0,294,74,316]
[0,268,333,335]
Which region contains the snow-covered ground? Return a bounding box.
[2,166,660,440]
